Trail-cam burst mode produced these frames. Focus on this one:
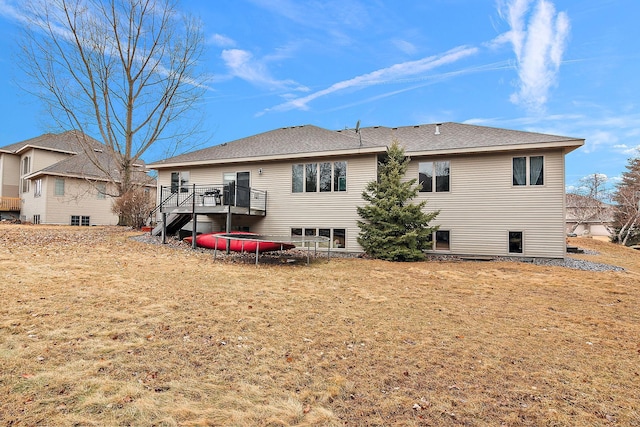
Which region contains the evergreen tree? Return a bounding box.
[611,153,640,245]
[357,140,439,261]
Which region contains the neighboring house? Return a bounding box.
[148,122,584,258]
[0,131,155,225]
[565,193,614,237]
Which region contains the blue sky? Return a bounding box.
[1,0,638,188]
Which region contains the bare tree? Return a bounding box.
[612,154,640,245]
[566,173,613,235]
[18,0,207,209]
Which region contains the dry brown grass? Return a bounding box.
[1,225,639,426]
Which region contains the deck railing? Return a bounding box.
[0,197,21,212]
[156,184,267,213]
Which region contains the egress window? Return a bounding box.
[513,156,544,186]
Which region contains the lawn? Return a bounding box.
[1,225,639,426]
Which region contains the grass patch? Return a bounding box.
[1,225,639,425]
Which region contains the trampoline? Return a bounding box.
[208,233,332,265]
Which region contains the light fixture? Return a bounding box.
[258,168,263,175]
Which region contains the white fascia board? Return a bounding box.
[406,140,585,158]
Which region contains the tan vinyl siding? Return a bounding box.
[22,177,119,225]
[410,149,566,258]
[157,155,378,251]
[0,153,20,197]
[156,149,568,257]
[30,149,72,173]
[254,155,376,250]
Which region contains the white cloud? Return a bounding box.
[263,45,478,113]
[209,33,236,47]
[221,49,308,92]
[497,0,570,112]
[392,39,418,55]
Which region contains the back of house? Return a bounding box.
[149,122,584,258]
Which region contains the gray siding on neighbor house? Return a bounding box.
[409,149,566,258]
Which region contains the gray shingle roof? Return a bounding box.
[345,122,582,152]
[0,130,104,154]
[150,125,377,165]
[150,122,583,167]
[3,130,153,185]
[29,149,153,185]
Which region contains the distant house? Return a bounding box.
[565,193,614,238]
[148,122,584,258]
[0,131,155,225]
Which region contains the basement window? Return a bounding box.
[509,231,523,253]
[71,215,90,226]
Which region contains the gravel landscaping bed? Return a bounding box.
[131,233,624,271]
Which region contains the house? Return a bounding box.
[0,131,155,225]
[565,193,614,238]
[148,122,584,258]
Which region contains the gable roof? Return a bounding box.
[0,130,104,155]
[2,130,154,186]
[149,122,585,169]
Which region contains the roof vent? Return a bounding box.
[93,148,103,153]
[435,123,442,135]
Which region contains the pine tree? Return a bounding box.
[357,140,439,261]
[612,153,640,245]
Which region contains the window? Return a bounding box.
[530,156,544,186]
[318,228,331,248]
[34,179,42,197]
[435,230,450,251]
[22,179,30,193]
[97,183,106,199]
[513,156,544,186]
[55,178,65,196]
[319,163,332,192]
[419,161,450,192]
[292,161,347,193]
[22,156,30,175]
[171,171,190,193]
[292,165,303,193]
[33,214,40,224]
[509,231,523,253]
[334,161,347,192]
[333,228,346,248]
[71,215,90,226]
[305,163,317,192]
[291,227,346,249]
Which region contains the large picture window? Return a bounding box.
[513,156,544,186]
[292,161,347,193]
[419,161,450,192]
